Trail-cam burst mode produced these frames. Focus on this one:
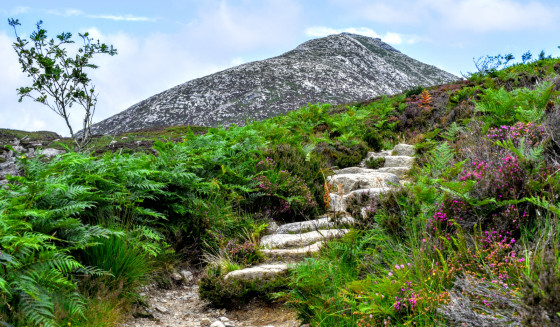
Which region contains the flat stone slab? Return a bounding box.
[275,215,355,234]
[260,229,349,249]
[383,156,414,168]
[334,167,376,174]
[377,166,410,179]
[224,263,289,281]
[392,144,415,156]
[261,242,323,260]
[328,171,399,193]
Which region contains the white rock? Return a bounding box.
[265,221,279,234]
[154,304,169,314]
[261,242,323,260]
[219,317,230,322]
[210,321,226,327]
[260,229,349,249]
[170,270,182,281]
[224,264,289,281]
[180,270,194,283]
[383,156,414,168]
[392,144,415,156]
[377,167,410,179]
[41,148,64,158]
[274,215,355,234]
[328,193,346,212]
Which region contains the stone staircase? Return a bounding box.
[224,144,415,282]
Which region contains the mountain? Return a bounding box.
[90,33,458,135]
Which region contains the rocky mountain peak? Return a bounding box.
[89,33,457,135]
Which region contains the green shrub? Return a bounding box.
[198,266,289,308]
[81,235,153,297]
[404,85,425,98]
[365,156,385,169]
[363,128,383,151]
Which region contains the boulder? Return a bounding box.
[41,148,65,158]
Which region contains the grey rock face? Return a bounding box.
[89,33,458,135]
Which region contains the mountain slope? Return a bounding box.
[90,33,458,135]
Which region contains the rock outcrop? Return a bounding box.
[89,33,458,135]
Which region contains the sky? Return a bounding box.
[1,0,559,136]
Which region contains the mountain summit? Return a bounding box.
[90,33,458,135]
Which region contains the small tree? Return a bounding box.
[8,19,117,151]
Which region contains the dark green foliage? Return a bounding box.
[521,247,560,326]
[315,140,368,168]
[363,127,383,151]
[263,143,328,215]
[365,156,385,169]
[404,85,424,98]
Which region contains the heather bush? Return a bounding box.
[252,157,317,222]
[264,143,328,213]
[224,239,263,267]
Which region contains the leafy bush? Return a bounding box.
[364,156,385,169]
[363,127,384,151]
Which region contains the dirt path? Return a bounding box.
[121,272,303,327]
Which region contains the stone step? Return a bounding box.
[328,171,399,194]
[392,144,415,156]
[260,229,349,249]
[377,167,410,178]
[261,242,323,260]
[224,263,290,281]
[329,187,389,212]
[274,215,355,234]
[383,156,414,168]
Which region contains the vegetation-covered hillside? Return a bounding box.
[1,56,560,326]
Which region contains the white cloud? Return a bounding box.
[331,0,560,32]
[46,8,84,17]
[439,0,557,32]
[306,26,380,38]
[87,14,157,22]
[11,6,31,15]
[305,26,421,45]
[45,8,156,22]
